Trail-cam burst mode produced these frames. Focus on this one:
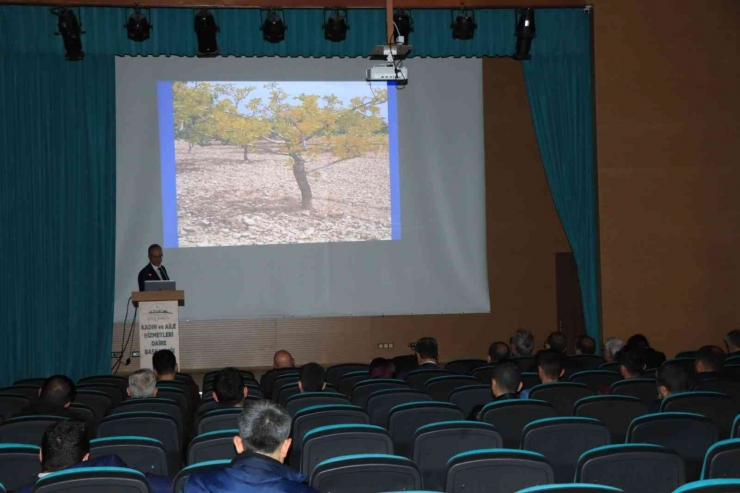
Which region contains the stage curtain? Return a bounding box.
[522,9,601,343]
[0,54,115,385]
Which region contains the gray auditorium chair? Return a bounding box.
[609,378,658,406]
[33,467,149,493]
[366,389,431,426]
[661,392,737,439]
[173,460,230,493]
[352,379,409,407]
[574,395,648,443]
[337,371,370,397]
[734,415,740,438]
[448,385,492,418]
[301,424,394,477]
[405,369,451,391]
[701,438,740,479]
[108,397,183,437]
[0,394,30,421]
[271,375,300,402]
[472,365,495,384]
[0,386,40,403]
[73,389,113,424]
[672,479,740,493]
[285,392,349,417]
[388,402,464,458]
[76,382,124,406]
[570,354,607,371]
[0,443,41,491]
[310,454,422,493]
[521,372,542,390]
[517,486,622,493]
[444,359,488,375]
[569,370,622,393]
[0,415,68,446]
[326,364,370,388]
[478,400,557,448]
[445,449,554,493]
[90,436,169,477]
[528,382,593,416]
[260,368,299,399]
[12,378,46,387]
[187,429,239,465]
[197,407,242,435]
[424,375,479,401]
[512,356,537,373]
[78,375,129,395]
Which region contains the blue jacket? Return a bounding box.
[185,453,318,493]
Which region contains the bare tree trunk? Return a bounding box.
[243,145,252,162]
[188,142,194,153]
[290,154,312,209]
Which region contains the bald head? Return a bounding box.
[273,350,295,369]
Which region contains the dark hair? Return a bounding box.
[40,375,76,406]
[369,358,394,379]
[511,329,534,356]
[415,337,439,360]
[546,332,567,353]
[148,244,163,255]
[41,420,89,473]
[237,400,291,455]
[536,349,563,380]
[213,367,245,406]
[575,335,596,355]
[492,360,521,394]
[656,360,690,395]
[696,345,726,372]
[618,346,646,375]
[152,349,177,376]
[725,329,740,350]
[488,342,510,363]
[627,334,650,349]
[299,363,326,392]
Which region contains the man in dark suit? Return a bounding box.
[695,345,726,383]
[415,337,439,368]
[18,375,94,437]
[137,243,170,291]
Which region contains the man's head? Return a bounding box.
[536,349,564,383]
[724,330,740,354]
[510,329,534,356]
[39,375,76,408]
[127,369,158,398]
[603,337,625,362]
[627,334,650,349]
[233,400,292,463]
[148,244,163,267]
[298,363,326,393]
[575,335,596,355]
[618,347,646,379]
[491,360,523,397]
[695,345,726,373]
[487,342,510,364]
[40,420,90,473]
[273,350,295,369]
[656,360,690,399]
[545,332,567,353]
[152,349,178,380]
[212,367,247,407]
[415,337,439,365]
[369,358,394,379]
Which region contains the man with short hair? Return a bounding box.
[138,243,170,292]
[298,363,326,393]
[19,375,81,422]
[186,401,318,493]
[415,337,439,368]
[649,360,691,413]
[695,345,726,382]
[487,341,510,364]
[603,337,625,362]
[369,357,395,379]
[575,335,596,355]
[627,334,666,369]
[510,329,534,356]
[618,346,646,380]
[469,360,521,419]
[545,332,567,353]
[521,350,563,399]
[724,330,740,355]
[212,367,248,407]
[273,350,296,369]
[152,349,200,408]
[127,369,158,398]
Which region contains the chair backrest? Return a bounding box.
[156,385,191,418]
[569,371,622,393]
[326,364,370,387]
[286,392,350,417]
[424,376,479,401]
[448,385,492,419]
[0,386,40,403]
[701,438,740,480]
[734,414,740,439]
[363,389,430,427]
[276,383,301,407]
[388,402,465,458]
[576,443,685,493]
[516,486,623,493]
[676,351,699,359]
[187,429,239,465]
[90,436,169,476]
[0,444,41,491]
[405,369,451,391]
[109,398,183,437]
[76,383,124,406]
[609,378,658,406]
[13,378,45,388]
[310,454,422,492]
[337,371,370,396]
[271,375,301,402]
[599,361,620,372]
[412,421,502,491]
[0,415,68,445]
[68,404,96,428]
[522,372,541,390]
[352,379,409,407]
[0,394,30,421]
[203,369,254,386]
[478,400,557,449]
[512,356,537,373]
[529,382,593,416]
[471,365,495,384]
[33,467,150,493]
[574,395,648,443]
[521,417,611,483]
[173,460,230,493]
[197,408,242,435]
[445,449,554,493]
[695,379,740,400]
[627,412,719,481]
[661,392,737,439]
[672,479,740,493]
[301,424,393,477]
[259,368,299,399]
[78,375,129,395]
[73,390,113,424]
[570,355,607,371]
[444,359,487,375]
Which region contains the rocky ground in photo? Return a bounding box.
[175,141,392,247]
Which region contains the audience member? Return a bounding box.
[368,357,395,379]
[469,360,522,419]
[186,401,318,493]
[627,334,666,369]
[521,349,563,399]
[575,335,596,355]
[603,337,625,362]
[695,345,726,382]
[127,369,158,398]
[391,354,419,380]
[298,363,326,392]
[487,341,510,364]
[617,346,646,379]
[19,375,77,418]
[649,360,691,413]
[152,349,200,408]
[510,329,534,357]
[724,330,740,355]
[212,367,248,407]
[273,350,296,369]
[415,337,439,368]
[545,332,567,353]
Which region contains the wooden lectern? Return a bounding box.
[132,291,185,370]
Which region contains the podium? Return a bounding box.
[132,291,185,370]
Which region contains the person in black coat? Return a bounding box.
[137,243,170,291]
[627,334,666,369]
[470,360,522,419]
[17,375,95,438]
[694,345,727,383]
[648,359,690,413]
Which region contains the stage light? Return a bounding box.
[261,10,287,44]
[323,9,349,43]
[52,7,84,61]
[450,8,477,40]
[393,9,413,44]
[194,9,219,57]
[125,8,152,42]
[513,8,536,60]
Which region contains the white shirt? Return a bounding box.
[151,263,164,280]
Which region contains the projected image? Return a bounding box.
[158,81,400,248]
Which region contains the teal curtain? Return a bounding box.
[522,10,600,343]
[0,54,115,386]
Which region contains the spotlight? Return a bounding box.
[261,10,287,44]
[513,8,536,60]
[393,9,413,44]
[450,8,477,40]
[52,7,84,61]
[194,9,219,57]
[124,8,152,42]
[323,9,349,43]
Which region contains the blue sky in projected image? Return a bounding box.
[189,81,389,122]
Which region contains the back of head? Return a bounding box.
[41,420,89,473]
[546,332,567,353]
[488,341,510,363]
[575,335,596,355]
[536,349,563,381]
[369,357,394,379]
[128,369,158,398]
[492,360,521,394]
[656,360,690,395]
[273,350,295,369]
[213,367,245,406]
[618,346,646,377]
[511,329,534,356]
[415,337,439,362]
[627,334,649,349]
[152,349,177,377]
[725,329,740,352]
[299,362,326,392]
[237,400,291,456]
[696,345,726,373]
[604,337,626,360]
[40,375,76,406]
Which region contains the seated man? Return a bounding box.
[299,363,326,392]
[415,337,439,368]
[469,360,522,419]
[153,349,200,409]
[725,330,740,355]
[575,335,597,355]
[695,345,726,382]
[127,369,158,398]
[369,357,395,379]
[186,401,318,493]
[521,349,563,399]
[618,346,646,379]
[487,341,510,364]
[212,367,248,407]
[627,334,666,369]
[273,350,296,369]
[18,375,94,435]
[511,329,534,357]
[603,337,625,362]
[649,360,690,413]
[545,332,567,353]
[15,420,171,493]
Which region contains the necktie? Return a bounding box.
[158,266,169,280]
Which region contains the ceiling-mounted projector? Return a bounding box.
[366,64,408,84]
